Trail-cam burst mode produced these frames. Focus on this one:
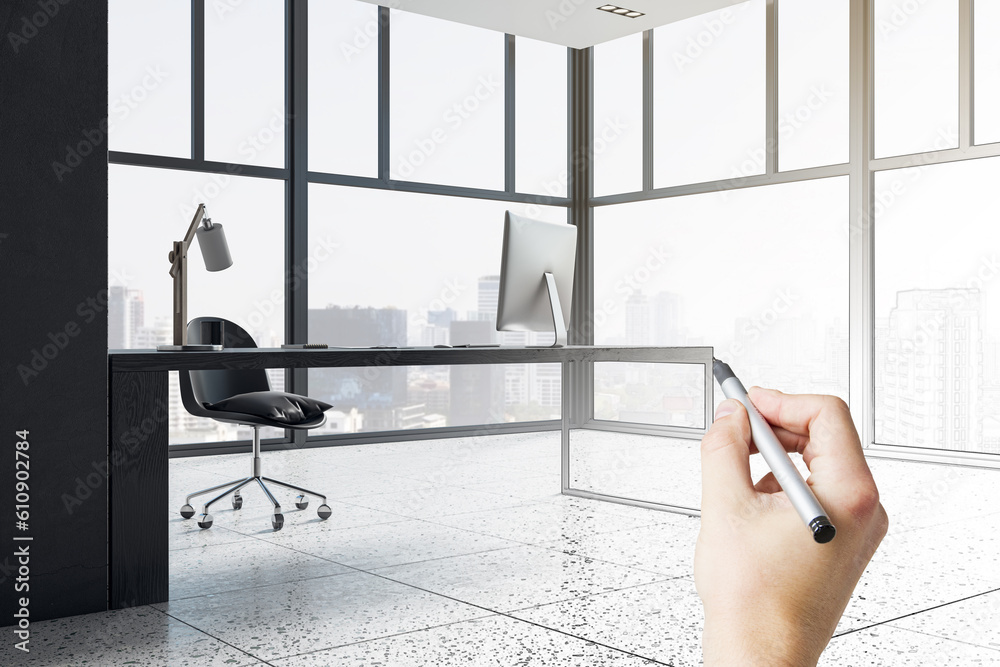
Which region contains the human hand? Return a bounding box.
[695,387,888,667]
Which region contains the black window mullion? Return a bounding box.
[192,0,205,161]
[505,34,516,194]
[285,0,309,449]
[378,6,391,182]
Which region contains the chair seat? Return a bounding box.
[204,390,333,428]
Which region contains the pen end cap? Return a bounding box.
[810,517,836,544]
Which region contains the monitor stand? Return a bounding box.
[529,272,567,348]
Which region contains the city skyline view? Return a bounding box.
[110,268,999,455]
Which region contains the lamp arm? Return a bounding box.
[182,203,207,246]
[169,203,207,278]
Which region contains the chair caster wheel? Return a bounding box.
[180,504,195,519]
[317,504,332,520]
[197,513,214,529]
[232,493,243,510]
[271,513,284,531]
[295,495,309,510]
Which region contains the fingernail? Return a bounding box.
[715,400,738,420]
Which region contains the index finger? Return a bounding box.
[747,387,875,494]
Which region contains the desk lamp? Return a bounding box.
[156,203,233,351]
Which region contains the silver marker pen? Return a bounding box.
[712,358,836,544]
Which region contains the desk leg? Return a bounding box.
[561,360,570,493]
[108,371,169,609]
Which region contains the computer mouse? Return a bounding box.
[433,344,451,348]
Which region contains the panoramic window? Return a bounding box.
[874,0,958,158]
[108,0,191,157]
[309,0,379,177]
[653,0,766,188]
[874,158,1000,454]
[390,11,505,189]
[307,184,567,432]
[594,177,850,402]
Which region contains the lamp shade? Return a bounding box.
[196,223,233,272]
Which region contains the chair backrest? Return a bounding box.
[179,318,271,416]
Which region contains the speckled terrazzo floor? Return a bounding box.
[3,431,999,666]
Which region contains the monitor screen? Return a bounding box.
[495,211,577,347]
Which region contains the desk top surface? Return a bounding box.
[108,345,713,373]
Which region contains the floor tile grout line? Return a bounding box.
[247,505,692,567]
[330,494,546,521]
[168,495,700,597]
[864,556,1000,589]
[500,573,693,615]
[262,613,498,663]
[196,513,414,539]
[193,527,682,599]
[167,533,694,608]
[484,612,678,666]
[404,502,697,544]
[162,442,1000,665]
[833,585,1000,639]
[171,501,633,556]
[164,567,358,603]
[259,582,675,666]
[873,621,1000,653]
[165,536,559,605]
[165,532,684,662]
[485,611,675,666]
[145,604,281,667]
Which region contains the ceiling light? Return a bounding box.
[597,5,645,19]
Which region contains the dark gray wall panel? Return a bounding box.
[0,0,109,623]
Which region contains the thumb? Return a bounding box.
[700,399,755,514]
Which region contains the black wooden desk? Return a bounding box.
[108,345,712,609]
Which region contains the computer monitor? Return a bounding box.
[496,211,577,348]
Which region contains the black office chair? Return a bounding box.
[177,317,333,531]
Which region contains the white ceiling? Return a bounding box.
[357,0,747,49]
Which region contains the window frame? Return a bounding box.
[109,0,1000,466]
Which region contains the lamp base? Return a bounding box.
[156,344,223,352]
